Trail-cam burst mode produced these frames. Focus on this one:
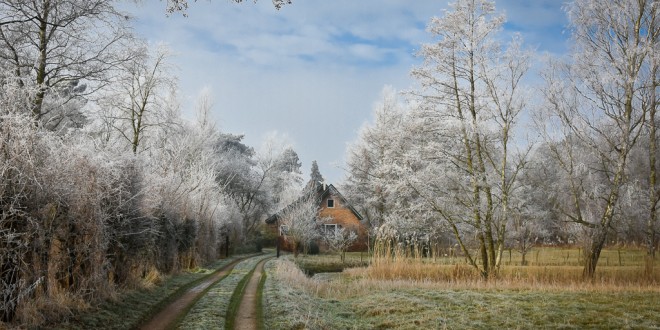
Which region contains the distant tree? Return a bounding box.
[343,86,408,230]
[310,160,324,184]
[278,191,320,258]
[269,146,303,207]
[276,147,302,175]
[322,225,358,263]
[215,132,303,242]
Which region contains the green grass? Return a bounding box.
[347,288,660,329]
[294,247,652,269]
[497,246,652,267]
[52,256,244,330]
[293,252,370,275]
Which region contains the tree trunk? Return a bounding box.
[33,0,52,120]
[647,65,658,263]
[583,231,606,279]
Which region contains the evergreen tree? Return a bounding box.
[310,160,325,184]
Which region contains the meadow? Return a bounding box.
[262,247,660,329]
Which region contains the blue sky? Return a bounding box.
[121,0,569,183]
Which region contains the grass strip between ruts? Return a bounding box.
[224,264,258,329]
[255,261,268,330]
[167,257,249,330]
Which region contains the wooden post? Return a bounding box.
[276,236,280,258]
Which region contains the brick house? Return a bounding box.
[265,182,368,252]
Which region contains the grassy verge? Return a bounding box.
[262,257,366,329]
[263,256,660,329]
[52,256,244,330]
[177,254,272,330]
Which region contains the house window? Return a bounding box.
[279,225,289,236]
[327,199,335,208]
[324,224,340,235]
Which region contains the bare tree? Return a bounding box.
[322,225,358,263]
[0,0,136,125]
[538,0,657,278]
[642,6,660,268]
[163,0,292,15]
[98,44,177,153]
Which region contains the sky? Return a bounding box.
[120,0,569,184]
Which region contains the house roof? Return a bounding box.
[265,181,363,224]
[319,184,363,220]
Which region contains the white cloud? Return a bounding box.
[119,0,568,183]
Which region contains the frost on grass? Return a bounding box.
[177,255,272,330]
[262,258,362,330]
[262,259,325,329]
[261,256,660,329]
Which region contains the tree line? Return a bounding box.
[343,0,659,279]
[0,0,301,326]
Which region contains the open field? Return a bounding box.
[263,248,660,329]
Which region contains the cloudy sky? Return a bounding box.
[121,0,569,183]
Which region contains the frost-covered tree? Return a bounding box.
[0,0,136,125]
[343,86,409,230]
[163,0,292,15]
[98,44,177,154]
[277,191,320,258]
[538,0,658,278]
[215,131,303,243]
[322,226,358,263]
[264,142,303,208]
[309,160,324,184]
[405,0,531,278]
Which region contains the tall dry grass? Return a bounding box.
[364,241,660,291]
[274,257,660,302]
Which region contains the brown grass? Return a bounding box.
[358,262,660,291]
[15,291,91,327]
[141,267,164,289]
[360,244,660,291]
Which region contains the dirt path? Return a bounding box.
[233,257,272,330]
[140,258,246,330]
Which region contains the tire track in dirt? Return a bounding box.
[232,257,273,330]
[139,257,250,330]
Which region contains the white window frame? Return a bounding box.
[327,199,335,208]
[324,223,339,236]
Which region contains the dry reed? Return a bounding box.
[364,241,660,291]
